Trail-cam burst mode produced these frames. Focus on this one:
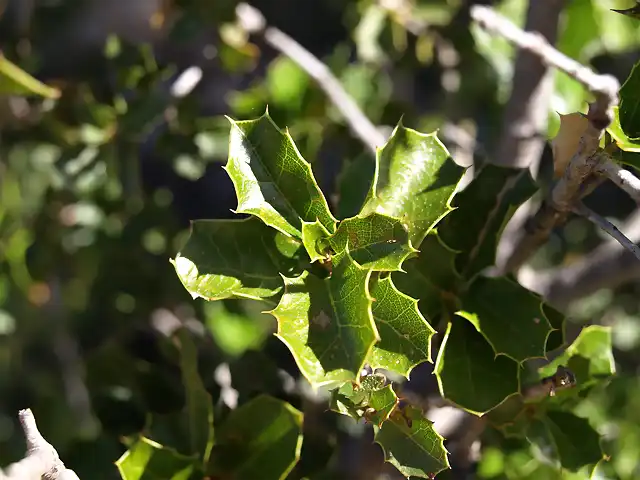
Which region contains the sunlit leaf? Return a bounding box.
[0,54,60,98]
[607,106,640,152]
[116,437,197,480]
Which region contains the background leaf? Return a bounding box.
[208,395,303,480]
[374,405,450,478]
[435,319,519,414]
[116,437,197,480]
[226,111,336,237]
[172,217,303,301]
[544,410,604,471]
[608,106,640,152]
[438,165,537,278]
[362,122,465,246]
[619,61,640,139]
[367,276,435,377]
[460,277,554,362]
[270,252,379,389]
[0,55,60,98]
[328,213,416,271]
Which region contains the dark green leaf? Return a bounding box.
[619,61,640,139]
[208,395,303,480]
[174,329,214,463]
[270,252,379,389]
[0,55,60,98]
[328,213,417,271]
[538,326,615,391]
[460,277,555,362]
[435,319,519,414]
[368,276,435,377]
[302,220,332,263]
[225,111,336,237]
[330,374,398,425]
[438,165,537,279]
[362,122,465,246]
[542,303,566,353]
[172,217,303,301]
[544,410,604,471]
[116,437,197,480]
[608,106,640,152]
[336,153,376,219]
[375,405,450,478]
[392,233,459,319]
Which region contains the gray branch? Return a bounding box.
[1,409,79,480]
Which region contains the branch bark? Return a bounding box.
[1,409,79,480]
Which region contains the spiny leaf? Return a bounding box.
[459,277,555,362]
[362,122,465,247]
[438,165,537,279]
[0,54,60,98]
[330,374,398,426]
[336,152,376,219]
[302,220,332,263]
[392,233,459,319]
[174,329,214,463]
[374,405,450,478]
[270,252,379,389]
[367,276,435,377]
[619,61,640,139]
[435,319,519,415]
[208,395,303,480]
[542,303,566,353]
[538,326,615,391]
[543,410,604,471]
[116,437,197,480]
[172,217,303,301]
[225,111,336,237]
[328,213,417,271]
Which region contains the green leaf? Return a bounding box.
[225,111,336,237]
[328,213,417,271]
[208,395,303,480]
[435,319,519,414]
[330,374,398,425]
[362,122,465,247]
[172,217,303,301]
[459,277,555,362]
[392,233,459,319]
[374,405,450,478]
[336,153,376,219]
[367,276,435,377]
[619,61,640,139]
[270,252,379,389]
[438,165,537,278]
[174,329,214,463]
[116,437,197,480]
[542,303,566,353]
[608,106,640,152]
[301,220,332,263]
[543,410,604,471]
[612,2,640,21]
[0,55,60,98]
[538,326,615,391]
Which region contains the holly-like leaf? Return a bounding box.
[362,122,465,247]
[619,62,640,139]
[607,106,640,152]
[538,326,615,391]
[542,304,566,353]
[367,276,435,377]
[336,152,376,219]
[174,329,214,463]
[116,437,197,480]
[270,252,379,389]
[208,395,303,480]
[459,277,555,362]
[438,165,537,279]
[367,384,399,426]
[374,405,449,478]
[302,220,332,263]
[225,111,336,237]
[328,213,417,271]
[435,319,519,414]
[392,233,459,319]
[0,54,61,98]
[543,410,604,471]
[172,217,303,301]
[330,374,398,425]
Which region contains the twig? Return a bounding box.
[597,157,640,204]
[1,409,79,480]
[573,203,640,262]
[471,5,621,273]
[235,3,385,155]
[493,0,564,170]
